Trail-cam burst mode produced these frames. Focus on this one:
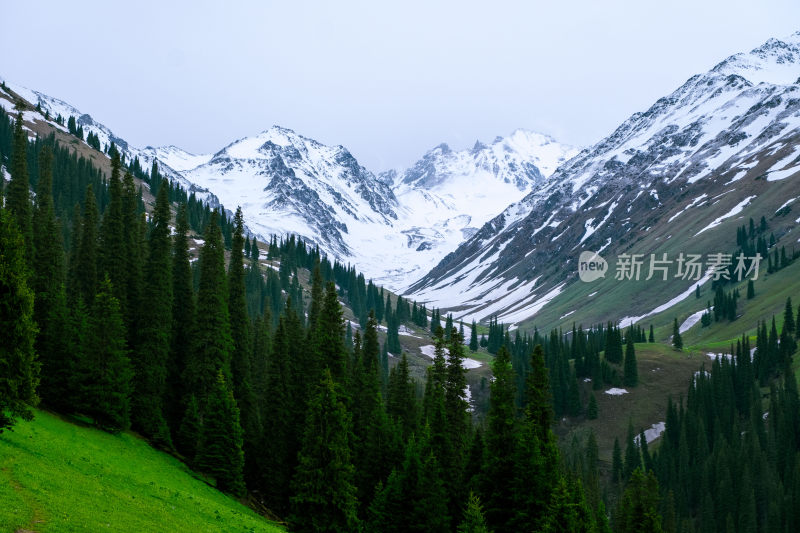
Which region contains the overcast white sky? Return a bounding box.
[1,1,798,171]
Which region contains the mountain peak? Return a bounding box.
[711,33,800,85]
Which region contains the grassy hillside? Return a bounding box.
[0,411,283,533]
[556,343,703,462]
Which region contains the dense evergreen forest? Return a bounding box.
[2,104,800,532]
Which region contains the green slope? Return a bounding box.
[556,343,703,462]
[0,410,283,533]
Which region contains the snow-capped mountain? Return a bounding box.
[408,32,800,327]
[181,126,399,259]
[376,131,577,286]
[174,127,576,290]
[140,145,212,173]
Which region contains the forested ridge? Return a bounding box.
[2,102,800,533]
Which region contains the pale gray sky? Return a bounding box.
[2,1,798,171]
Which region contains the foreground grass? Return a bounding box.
[0,410,283,533]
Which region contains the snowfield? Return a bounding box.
[418,345,482,369]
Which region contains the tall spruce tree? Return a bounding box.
[513,344,561,531]
[166,203,195,434]
[314,282,349,385]
[31,145,63,322]
[672,318,683,350]
[458,492,490,533]
[482,345,518,533]
[624,333,638,386]
[469,320,479,352]
[0,208,39,432]
[349,311,395,509]
[290,369,359,533]
[195,370,246,496]
[79,276,133,432]
[444,328,470,458]
[612,438,623,484]
[368,429,450,533]
[98,152,127,314]
[539,477,597,533]
[74,185,99,305]
[615,468,664,533]
[623,420,641,480]
[261,313,295,514]
[183,211,234,417]
[121,172,144,337]
[386,352,418,440]
[66,204,83,302]
[31,146,69,409]
[228,207,260,487]
[132,185,173,447]
[7,111,34,264]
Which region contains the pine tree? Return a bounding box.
[166,203,195,434]
[79,276,133,432]
[98,152,127,314]
[7,111,34,264]
[250,238,260,263]
[66,204,82,301]
[0,208,39,432]
[672,318,683,351]
[624,333,638,387]
[349,311,395,509]
[445,328,470,458]
[747,279,755,299]
[605,324,623,364]
[74,185,99,304]
[386,352,418,440]
[227,207,259,478]
[469,320,479,352]
[176,394,201,463]
[290,369,359,533]
[195,370,246,496]
[784,297,795,336]
[184,211,234,406]
[649,324,655,343]
[587,392,598,419]
[315,282,348,384]
[132,185,173,447]
[482,345,518,532]
[612,438,623,484]
[31,145,69,409]
[615,468,664,533]
[120,173,143,331]
[539,477,597,533]
[513,343,561,532]
[458,492,490,533]
[368,430,450,533]
[624,420,641,480]
[639,429,652,473]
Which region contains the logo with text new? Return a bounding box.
[578,251,607,282]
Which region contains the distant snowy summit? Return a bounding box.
[141,145,212,173]
[171,125,578,290]
[711,31,800,85]
[383,129,575,190]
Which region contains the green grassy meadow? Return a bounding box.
[0,411,283,533]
